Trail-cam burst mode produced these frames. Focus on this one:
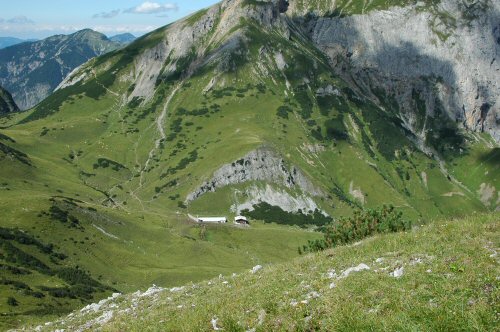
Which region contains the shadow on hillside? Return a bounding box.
[305,4,500,156]
[478,147,500,165]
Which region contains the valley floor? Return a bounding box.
[27,212,499,331]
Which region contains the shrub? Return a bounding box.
[162,150,198,176]
[242,203,332,228]
[310,127,323,141]
[0,227,53,254]
[127,96,144,109]
[7,296,18,306]
[302,205,411,253]
[325,116,348,140]
[92,158,127,171]
[0,142,32,166]
[57,267,100,287]
[277,105,292,119]
[1,242,51,273]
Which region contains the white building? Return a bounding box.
[197,217,227,223]
[234,216,249,225]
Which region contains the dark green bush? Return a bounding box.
[294,86,313,119]
[57,267,100,287]
[92,158,127,171]
[155,179,178,193]
[310,127,323,141]
[302,205,411,253]
[276,105,292,119]
[127,96,144,109]
[163,150,198,176]
[1,242,51,273]
[0,263,31,275]
[325,116,348,140]
[0,142,32,166]
[7,296,18,306]
[242,202,332,228]
[0,227,53,254]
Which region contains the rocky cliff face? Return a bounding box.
[187,147,322,202]
[290,0,500,143]
[0,85,19,114]
[0,29,121,110]
[126,0,288,103]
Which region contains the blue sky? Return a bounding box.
[0,1,220,39]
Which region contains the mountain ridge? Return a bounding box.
[0,37,38,49]
[110,33,136,44]
[0,0,499,328]
[0,29,123,110]
[297,0,500,143]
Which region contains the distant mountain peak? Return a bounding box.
[0,37,38,50]
[0,29,121,110]
[109,33,137,44]
[70,29,112,42]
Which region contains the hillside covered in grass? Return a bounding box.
[0,0,499,328]
[29,213,499,331]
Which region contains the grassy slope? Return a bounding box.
[0,72,320,327]
[0,1,499,328]
[289,0,416,15]
[30,212,499,331]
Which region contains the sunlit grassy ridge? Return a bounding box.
[30,213,499,331]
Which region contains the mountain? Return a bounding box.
[0,37,37,49]
[0,86,19,114]
[0,0,499,328]
[289,0,500,143]
[0,29,122,110]
[28,213,499,331]
[110,33,136,44]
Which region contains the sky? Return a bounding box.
[0,0,220,39]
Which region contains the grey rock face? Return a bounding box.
[187,147,322,202]
[127,0,287,102]
[300,0,500,142]
[232,184,322,214]
[0,85,19,114]
[0,29,121,110]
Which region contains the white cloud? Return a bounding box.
[7,16,35,25]
[93,10,121,19]
[8,23,154,33]
[125,2,178,14]
[92,25,158,34]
